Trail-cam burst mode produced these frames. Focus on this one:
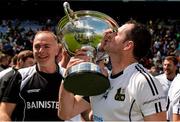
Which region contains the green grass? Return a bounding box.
[63,33,103,54]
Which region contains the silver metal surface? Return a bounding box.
[65,62,101,76]
[56,2,118,95]
[57,2,119,56]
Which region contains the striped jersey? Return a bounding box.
[167,74,180,121]
[1,64,65,121]
[0,67,17,100]
[91,63,167,121]
[0,67,13,78]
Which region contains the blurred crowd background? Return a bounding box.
[0,0,180,74]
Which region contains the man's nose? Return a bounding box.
[164,65,169,69]
[39,46,45,52]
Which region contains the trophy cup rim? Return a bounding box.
[56,10,119,56]
[57,10,119,33]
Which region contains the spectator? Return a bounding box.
[156,56,179,96]
[0,50,34,78]
[167,73,180,121]
[148,64,159,76]
[0,50,35,120]
[156,55,180,121]
[0,53,11,72]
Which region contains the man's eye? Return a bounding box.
[45,45,50,48]
[35,45,40,49]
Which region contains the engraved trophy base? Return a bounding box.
[64,62,110,96]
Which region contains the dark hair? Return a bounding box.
[0,53,7,62]
[11,54,18,65]
[17,50,34,62]
[164,55,178,66]
[125,20,152,60]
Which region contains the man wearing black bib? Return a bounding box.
[0,31,65,121]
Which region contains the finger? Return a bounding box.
[66,58,84,69]
[75,50,87,57]
[100,67,108,77]
[99,63,108,77]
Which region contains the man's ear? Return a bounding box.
[123,40,134,51]
[17,59,23,68]
[56,44,62,56]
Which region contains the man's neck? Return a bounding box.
[167,73,177,81]
[37,63,57,73]
[111,58,137,75]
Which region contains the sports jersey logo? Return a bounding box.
[27,89,41,93]
[114,88,125,101]
[26,101,59,109]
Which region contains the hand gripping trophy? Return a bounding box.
[56,2,119,96]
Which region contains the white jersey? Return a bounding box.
[167,74,180,121]
[0,67,13,78]
[155,74,173,97]
[91,63,167,121]
[65,114,82,122]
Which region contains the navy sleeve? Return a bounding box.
[1,71,22,103]
[0,69,17,101]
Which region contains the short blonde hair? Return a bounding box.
[34,31,58,43]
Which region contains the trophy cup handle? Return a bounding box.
[63,2,76,22]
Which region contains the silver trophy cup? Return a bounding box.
[57,2,119,96]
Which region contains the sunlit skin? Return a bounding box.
[33,32,59,73]
[101,24,137,75]
[163,59,177,81]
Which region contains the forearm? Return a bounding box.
[173,114,180,121]
[144,111,166,121]
[0,102,15,121]
[0,113,11,121]
[58,81,91,120]
[58,82,76,120]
